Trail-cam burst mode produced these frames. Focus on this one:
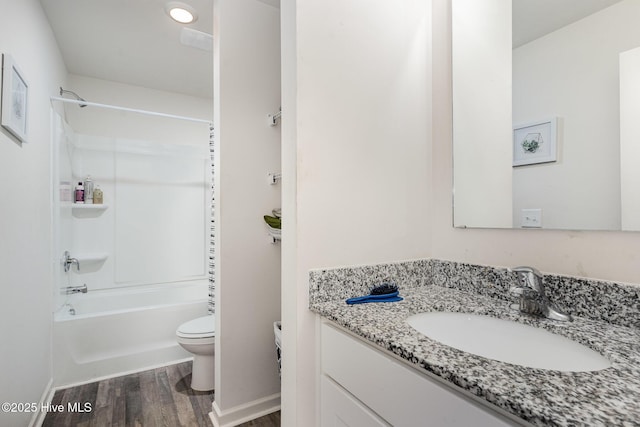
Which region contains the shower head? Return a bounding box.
[59,87,87,107]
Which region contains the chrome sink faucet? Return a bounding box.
[509,266,573,322]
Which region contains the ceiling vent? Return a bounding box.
[180,28,213,52]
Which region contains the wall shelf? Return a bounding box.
[63,203,109,218]
[63,252,109,274]
[76,253,109,264]
[268,230,281,244]
[68,203,108,210]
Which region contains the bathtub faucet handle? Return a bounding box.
[63,251,80,272]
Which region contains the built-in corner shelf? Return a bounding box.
[63,203,109,218]
[77,253,109,263]
[68,203,108,210]
[70,253,109,271]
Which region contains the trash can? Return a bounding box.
[274,321,282,378]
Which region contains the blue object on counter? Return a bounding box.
[346,291,403,305]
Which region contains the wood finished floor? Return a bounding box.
[42,361,280,427]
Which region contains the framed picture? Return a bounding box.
[513,118,557,166]
[1,54,28,143]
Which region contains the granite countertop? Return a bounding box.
[310,285,640,426]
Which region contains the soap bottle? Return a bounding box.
[83,175,94,204]
[93,186,103,204]
[74,182,84,204]
[60,181,71,202]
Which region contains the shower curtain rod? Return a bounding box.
[50,96,212,125]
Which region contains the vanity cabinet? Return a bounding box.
[320,322,521,427]
[321,375,389,427]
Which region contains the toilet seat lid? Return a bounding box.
[177,315,215,338]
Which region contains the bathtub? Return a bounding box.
[53,280,209,387]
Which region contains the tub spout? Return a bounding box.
[62,284,88,294]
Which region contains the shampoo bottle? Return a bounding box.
[93,186,103,204]
[74,182,84,204]
[84,175,94,204]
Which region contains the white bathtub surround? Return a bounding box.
[49,87,213,388]
[51,78,213,305]
[53,281,208,387]
[55,125,211,294]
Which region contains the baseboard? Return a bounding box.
[209,393,281,427]
[29,377,54,427]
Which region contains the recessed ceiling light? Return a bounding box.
[165,2,198,24]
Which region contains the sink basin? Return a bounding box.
[406,312,611,372]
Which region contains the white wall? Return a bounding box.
[0,0,67,426]
[279,2,298,426]
[213,0,282,423]
[280,0,432,425]
[512,0,640,230]
[278,2,640,426]
[65,74,212,140]
[452,0,512,228]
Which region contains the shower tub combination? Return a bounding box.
[51,93,213,387]
[53,281,209,386]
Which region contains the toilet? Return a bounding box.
[176,315,215,391]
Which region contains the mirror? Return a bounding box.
[452,0,640,231]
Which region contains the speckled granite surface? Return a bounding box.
[310,259,640,328]
[309,259,431,305]
[309,259,640,426]
[428,259,640,329]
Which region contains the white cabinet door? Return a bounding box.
[321,375,390,427]
[321,323,521,427]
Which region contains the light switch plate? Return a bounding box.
[521,209,542,228]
